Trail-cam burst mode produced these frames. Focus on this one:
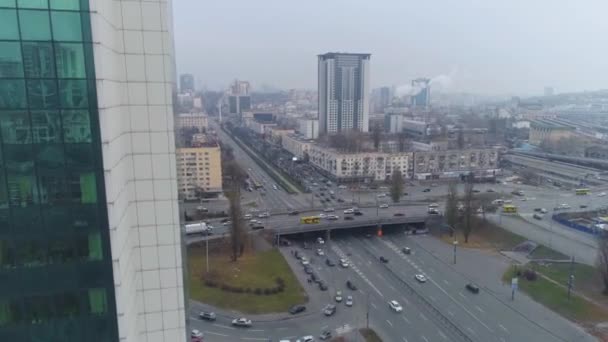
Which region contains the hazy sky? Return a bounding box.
[173,0,608,96]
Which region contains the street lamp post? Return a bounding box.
[453,240,458,264]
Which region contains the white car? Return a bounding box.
[377,193,387,198]
[318,213,326,218]
[300,336,314,342]
[301,257,310,266]
[389,300,402,312]
[540,208,548,214]
[191,329,203,338]
[326,215,339,220]
[379,203,389,209]
[335,290,343,302]
[339,258,349,268]
[258,212,270,218]
[599,192,607,197]
[317,237,325,244]
[244,214,252,219]
[415,274,427,283]
[560,203,571,209]
[323,207,335,212]
[343,208,354,214]
[316,249,324,256]
[232,317,252,327]
[345,295,353,307]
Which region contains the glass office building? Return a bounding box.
[0,1,185,341]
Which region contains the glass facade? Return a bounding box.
[0,1,119,341]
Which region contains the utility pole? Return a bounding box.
[366,292,370,329]
[453,240,458,264]
[567,256,575,299]
[205,234,209,273]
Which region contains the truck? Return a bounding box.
[185,223,212,235]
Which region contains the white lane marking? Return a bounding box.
[438,330,448,340]
[402,337,409,342]
[420,313,429,321]
[458,292,466,299]
[443,279,450,285]
[371,302,377,309]
[402,316,411,324]
[388,284,396,291]
[421,336,429,342]
[429,295,437,302]
[204,331,229,337]
[500,338,507,342]
[447,310,454,317]
[376,273,388,283]
[386,319,393,327]
[475,305,485,313]
[466,327,476,336]
[499,324,509,333]
[213,324,236,330]
[249,329,264,332]
[241,338,269,341]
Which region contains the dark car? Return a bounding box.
[320,330,333,340]
[337,198,345,203]
[198,311,216,321]
[288,305,306,315]
[220,218,230,223]
[326,258,335,267]
[294,251,301,259]
[379,256,389,263]
[346,280,357,291]
[465,283,480,294]
[318,282,328,291]
[422,188,431,192]
[251,225,264,230]
[289,210,300,216]
[310,273,321,283]
[403,192,409,196]
[580,204,588,209]
[354,211,363,216]
[304,266,314,274]
[344,216,354,221]
[402,247,411,255]
[472,189,480,193]
[394,213,404,217]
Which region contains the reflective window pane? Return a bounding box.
[0,9,19,40]
[87,289,107,315]
[0,111,30,144]
[0,0,16,8]
[62,110,90,143]
[0,42,23,77]
[17,0,47,9]
[51,11,81,41]
[54,43,85,78]
[19,10,51,40]
[27,79,59,109]
[0,80,26,109]
[59,79,88,108]
[69,171,96,204]
[50,0,79,10]
[30,110,61,143]
[22,42,55,78]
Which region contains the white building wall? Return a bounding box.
[90,1,185,341]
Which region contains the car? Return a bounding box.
[346,280,357,291]
[580,204,588,209]
[294,251,302,259]
[337,198,345,203]
[465,283,480,294]
[318,282,328,291]
[301,257,310,266]
[344,208,354,214]
[379,203,389,208]
[354,211,363,216]
[394,212,405,216]
[415,274,427,283]
[338,185,347,189]
[560,203,571,209]
[486,188,495,192]
[272,185,278,190]
[339,259,349,268]
[198,311,216,321]
[300,336,314,342]
[319,330,333,340]
[231,318,252,327]
[323,207,335,212]
[344,216,354,220]
[326,258,335,267]
[599,192,607,197]
[191,329,203,338]
[323,304,336,316]
[220,218,229,223]
[244,214,252,219]
[317,237,325,244]
[222,221,231,226]
[534,208,542,212]
[289,210,300,215]
[389,300,402,312]
[251,225,264,230]
[318,213,326,218]
[402,247,411,255]
[304,266,314,274]
[310,273,320,283]
[289,305,306,315]
[422,188,431,192]
[316,248,325,256]
[345,295,353,307]
[533,213,543,220]
[334,290,343,302]
[326,215,339,220]
[540,208,548,213]
[303,242,311,249]
[379,256,389,263]
[258,212,270,218]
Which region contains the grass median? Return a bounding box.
[502,265,608,323]
[188,246,307,314]
[359,328,382,342]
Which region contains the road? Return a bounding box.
[188,232,597,341]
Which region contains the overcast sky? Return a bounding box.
[173,0,608,96]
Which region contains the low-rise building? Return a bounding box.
[529,119,575,145]
[282,134,315,159]
[176,112,208,132]
[176,142,222,200]
[412,148,500,180]
[265,127,295,144]
[298,119,319,139]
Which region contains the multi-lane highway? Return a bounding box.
[189,232,596,341]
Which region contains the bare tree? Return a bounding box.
[390,169,404,203]
[372,123,382,151]
[598,234,608,295]
[462,174,476,243]
[224,161,247,261]
[457,129,465,149]
[445,182,459,234]
[397,131,411,152]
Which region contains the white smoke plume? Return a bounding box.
[394,68,458,97]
